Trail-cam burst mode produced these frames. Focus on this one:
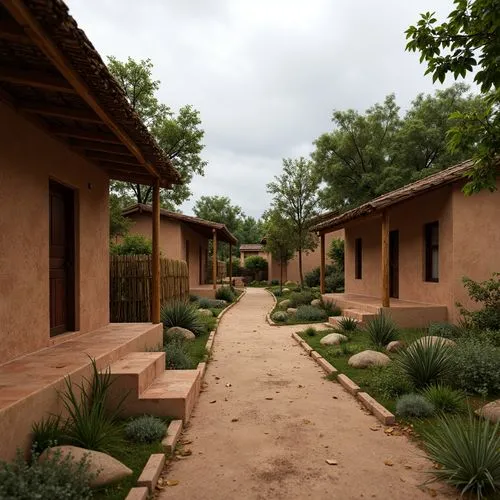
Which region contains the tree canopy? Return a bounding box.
[406,0,499,193]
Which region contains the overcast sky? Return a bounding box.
[67,0,459,219]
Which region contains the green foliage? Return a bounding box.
[327,238,345,272]
[215,286,235,303]
[458,273,500,331]
[364,313,399,348]
[31,414,66,454]
[428,322,462,339]
[244,256,268,274]
[304,327,317,337]
[321,299,341,317]
[60,358,124,453]
[288,291,315,308]
[295,305,328,322]
[421,413,500,498]
[109,194,132,240]
[397,337,453,389]
[164,339,195,370]
[336,316,358,333]
[161,300,205,337]
[0,448,94,500]
[110,234,152,255]
[406,2,499,193]
[396,393,435,418]
[373,365,414,400]
[449,337,500,396]
[193,196,242,235]
[267,157,320,284]
[271,311,288,323]
[421,385,465,415]
[304,264,342,292]
[125,416,166,444]
[196,297,227,309]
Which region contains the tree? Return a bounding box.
[267,157,320,285]
[109,193,132,241]
[108,57,207,208]
[192,195,243,234]
[262,209,295,291]
[234,216,264,245]
[406,0,499,193]
[110,235,152,255]
[244,255,268,281]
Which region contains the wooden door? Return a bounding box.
[49,181,75,336]
[389,230,399,299]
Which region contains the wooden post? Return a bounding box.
[381,210,390,308]
[212,229,217,290]
[229,243,233,286]
[319,233,326,294]
[151,179,161,323]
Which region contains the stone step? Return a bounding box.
[328,315,361,327]
[107,352,166,397]
[343,308,376,324]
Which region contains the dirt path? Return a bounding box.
[159,288,451,500]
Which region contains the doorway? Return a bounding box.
[389,230,399,299]
[49,180,75,336]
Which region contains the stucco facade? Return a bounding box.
[0,102,110,364]
[342,180,499,323]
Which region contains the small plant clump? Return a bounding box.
[422,413,500,499]
[215,286,235,303]
[304,327,317,337]
[336,316,358,334]
[320,299,341,317]
[161,300,205,337]
[125,415,166,444]
[271,310,288,323]
[163,334,195,370]
[428,322,462,340]
[421,384,465,414]
[295,305,328,322]
[0,447,95,500]
[373,365,414,400]
[31,414,66,454]
[395,393,435,418]
[364,313,399,348]
[197,297,226,309]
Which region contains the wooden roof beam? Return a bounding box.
[0,18,31,44]
[0,66,76,93]
[49,126,122,144]
[23,103,102,122]
[103,166,172,188]
[69,138,134,156]
[86,151,142,166]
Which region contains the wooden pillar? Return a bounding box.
[212,229,217,290]
[319,233,326,294]
[151,179,161,323]
[381,210,390,308]
[229,243,233,285]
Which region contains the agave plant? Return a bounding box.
[397,337,453,389]
[421,384,466,414]
[422,413,500,499]
[161,300,205,337]
[337,316,358,333]
[364,312,398,348]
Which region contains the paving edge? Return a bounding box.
[125,486,149,500]
[162,419,183,455]
[136,453,166,493]
[290,333,395,426]
[264,288,278,326]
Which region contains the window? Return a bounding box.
[355,238,362,279]
[185,240,190,269]
[424,222,439,282]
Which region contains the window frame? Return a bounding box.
[424,221,439,283]
[354,237,362,280]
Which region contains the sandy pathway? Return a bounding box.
[159,288,451,499]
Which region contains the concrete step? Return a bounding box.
[343,308,376,324]
[328,315,362,328]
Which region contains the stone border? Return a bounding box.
[290,332,395,426]
[162,419,183,455]
[264,288,279,326]
[136,453,165,493]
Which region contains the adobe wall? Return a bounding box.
[0,102,109,364]
[180,225,209,287]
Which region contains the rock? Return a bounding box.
[197,308,213,317]
[320,333,348,345]
[284,281,296,286]
[281,288,290,293]
[475,399,500,423]
[166,326,196,341]
[386,340,406,353]
[311,299,321,307]
[348,350,391,368]
[40,446,132,488]
[278,299,291,309]
[412,336,456,348]
[287,308,297,314]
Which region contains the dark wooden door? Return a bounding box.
[49,181,75,336]
[389,230,399,298]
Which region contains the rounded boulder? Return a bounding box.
[278,299,291,309]
[386,340,406,353]
[166,326,196,341]
[412,336,456,348]
[348,350,391,368]
[475,399,500,423]
[287,308,298,314]
[310,299,321,307]
[320,333,348,345]
[198,308,213,317]
[40,446,132,488]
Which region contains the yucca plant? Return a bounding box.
[31,414,67,454]
[421,384,466,414]
[60,358,125,453]
[364,312,398,348]
[336,316,358,334]
[422,413,500,499]
[320,299,341,317]
[397,337,453,389]
[215,286,235,303]
[161,300,205,337]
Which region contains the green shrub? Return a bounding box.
[161,300,205,337]
[428,322,462,339]
[0,448,95,500]
[164,338,195,370]
[449,337,500,396]
[110,234,152,255]
[244,255,268,272]
[304,267,321,288]
[271,311,288,322]
[395,393,435,418]
[320,299,341,317]
[215,286,235,303]
[373,365,414,399]
[397,337,453,389]
[304,327,317,337]
[61,358,124,453]
[325,270,344,293]
[295,305,328,322]
[421,385,465,414]
[270,279,279,286]
[125,415,166,443]
[197,297,226,309]
[32,414,66,454]
[422,413,500,498]
[336,316,358,333]
[364,313,398,348]
[288,291,315,308]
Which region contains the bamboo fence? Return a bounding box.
[110,255,189,322]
